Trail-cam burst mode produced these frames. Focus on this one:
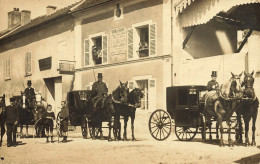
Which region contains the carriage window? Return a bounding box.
[136,26,149,58]
[178,89,188,106]
[190,94,197,107]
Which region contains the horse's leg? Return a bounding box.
[244,116,250,146]
[123,117,128,141]
[215,101,225,147]
[251,113,257,146]
[216,122,219,140]
[235,112,243,144]
[26,124,29,137]
[0,124,5,146]
[108,118,112,142]
[227,121,234,147]
[209,122,212,142]
[131,114,136,141]
[19,124,23,138]
[99,122,103,140]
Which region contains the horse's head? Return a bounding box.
[230,72,243,93]
[128,88,144,108]
[242,71,254,89]
[118,80,128,103]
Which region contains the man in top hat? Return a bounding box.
[207,71,219,91]
[92,73,108,97]
[24,80,35,109]
[5,97,19,147]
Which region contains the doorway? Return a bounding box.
[136,80,148,110]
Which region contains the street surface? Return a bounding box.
[1,110,260,164]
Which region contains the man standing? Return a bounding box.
[207,71,219,91]
[92,73,108,97]
[24,80,35,109]
[5,97,19,147]
[60,101,69,143]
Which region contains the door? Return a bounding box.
[136,80,148,110]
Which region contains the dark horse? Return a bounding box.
[114,88,144,141]
[236,71,259,146]
[0,94,6,146]
[202,72,243,146]
[87,81,128,141]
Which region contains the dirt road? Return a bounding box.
[1,111,260,164]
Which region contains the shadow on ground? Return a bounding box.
[234,153,260,164]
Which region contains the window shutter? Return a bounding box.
[6,58,10,77]
[28,52,31,73]
[149,24,156,56]
[84,39,90,66]
[102,35,108,64]
[3,60,6,77]
[150,79,155,88]
[25,53,28,74]
[127,29,133,59]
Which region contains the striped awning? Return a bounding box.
[175,0,197,14]
[177,0,260,28]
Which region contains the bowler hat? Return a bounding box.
[27,80,32,85]
[98,73,103,78]
[211,71,217,77]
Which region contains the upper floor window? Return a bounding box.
[84,34,108,67]
[5,58,11,79]
[127,22,156,60]
[25,52,32,75]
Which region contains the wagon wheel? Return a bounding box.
[149,109,172,141]
[56,112,62,143]
[175,126,198,141]
[81,116,88,139]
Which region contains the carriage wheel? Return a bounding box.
[149,109,172,141]
[88,122,100,138]
[175,126,198,141]
[81,116,88,139]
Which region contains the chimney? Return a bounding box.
[46,6,57,15]
[8,8,21,29]
[21,10,31,26]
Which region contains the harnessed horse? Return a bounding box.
[114,88,144,141]
[236,71,259,146]
[0,94,6,146]
[202,72,243,146]
[87,81,128,141]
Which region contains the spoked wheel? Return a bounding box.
[81,116,88,139]
[175,126,198,141]
[149,109,172,141]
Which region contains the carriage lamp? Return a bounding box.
[189,88,196,94]
[22,95,26,109]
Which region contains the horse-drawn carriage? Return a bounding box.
[149,85,207,141]
[149,72,259,147]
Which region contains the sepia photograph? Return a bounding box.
[0,0,260,163]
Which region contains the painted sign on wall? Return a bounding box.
[110,27,126,55]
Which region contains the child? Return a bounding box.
[44,104,55,143]
[60,101,69,142]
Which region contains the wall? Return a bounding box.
[0,16,75,107]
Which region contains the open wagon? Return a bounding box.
[148,85,207,141]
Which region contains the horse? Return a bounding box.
[86,81,128,141]
[202,72,243,146]
[236,71,259,146]
[114,88,144,141]
[0,94,6,146]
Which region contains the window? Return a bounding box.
[84,34,108,66]
[128,22,156,60]
[5,58,11,79]
[25,52,32,75]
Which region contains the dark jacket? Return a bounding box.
[5,105,19,124]
[207,80,219,91]
[60,107,69,119]
[24,87,35,100]
[92,81,108,97]
[44,111,55,120]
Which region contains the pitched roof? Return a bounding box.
[71,0,118,12]
[0,1,81,41]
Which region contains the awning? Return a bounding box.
[177,0,260,28]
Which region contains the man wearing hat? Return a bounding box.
[92,73,108,97]
[207,71,219,91]
[24,80,36,109]
[5,97,19,147]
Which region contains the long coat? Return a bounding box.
[92,81,108,97]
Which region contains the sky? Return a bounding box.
[0,0,81,31]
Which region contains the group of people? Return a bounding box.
[4,80,70,147]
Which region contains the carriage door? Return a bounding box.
[136,80,148,110]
